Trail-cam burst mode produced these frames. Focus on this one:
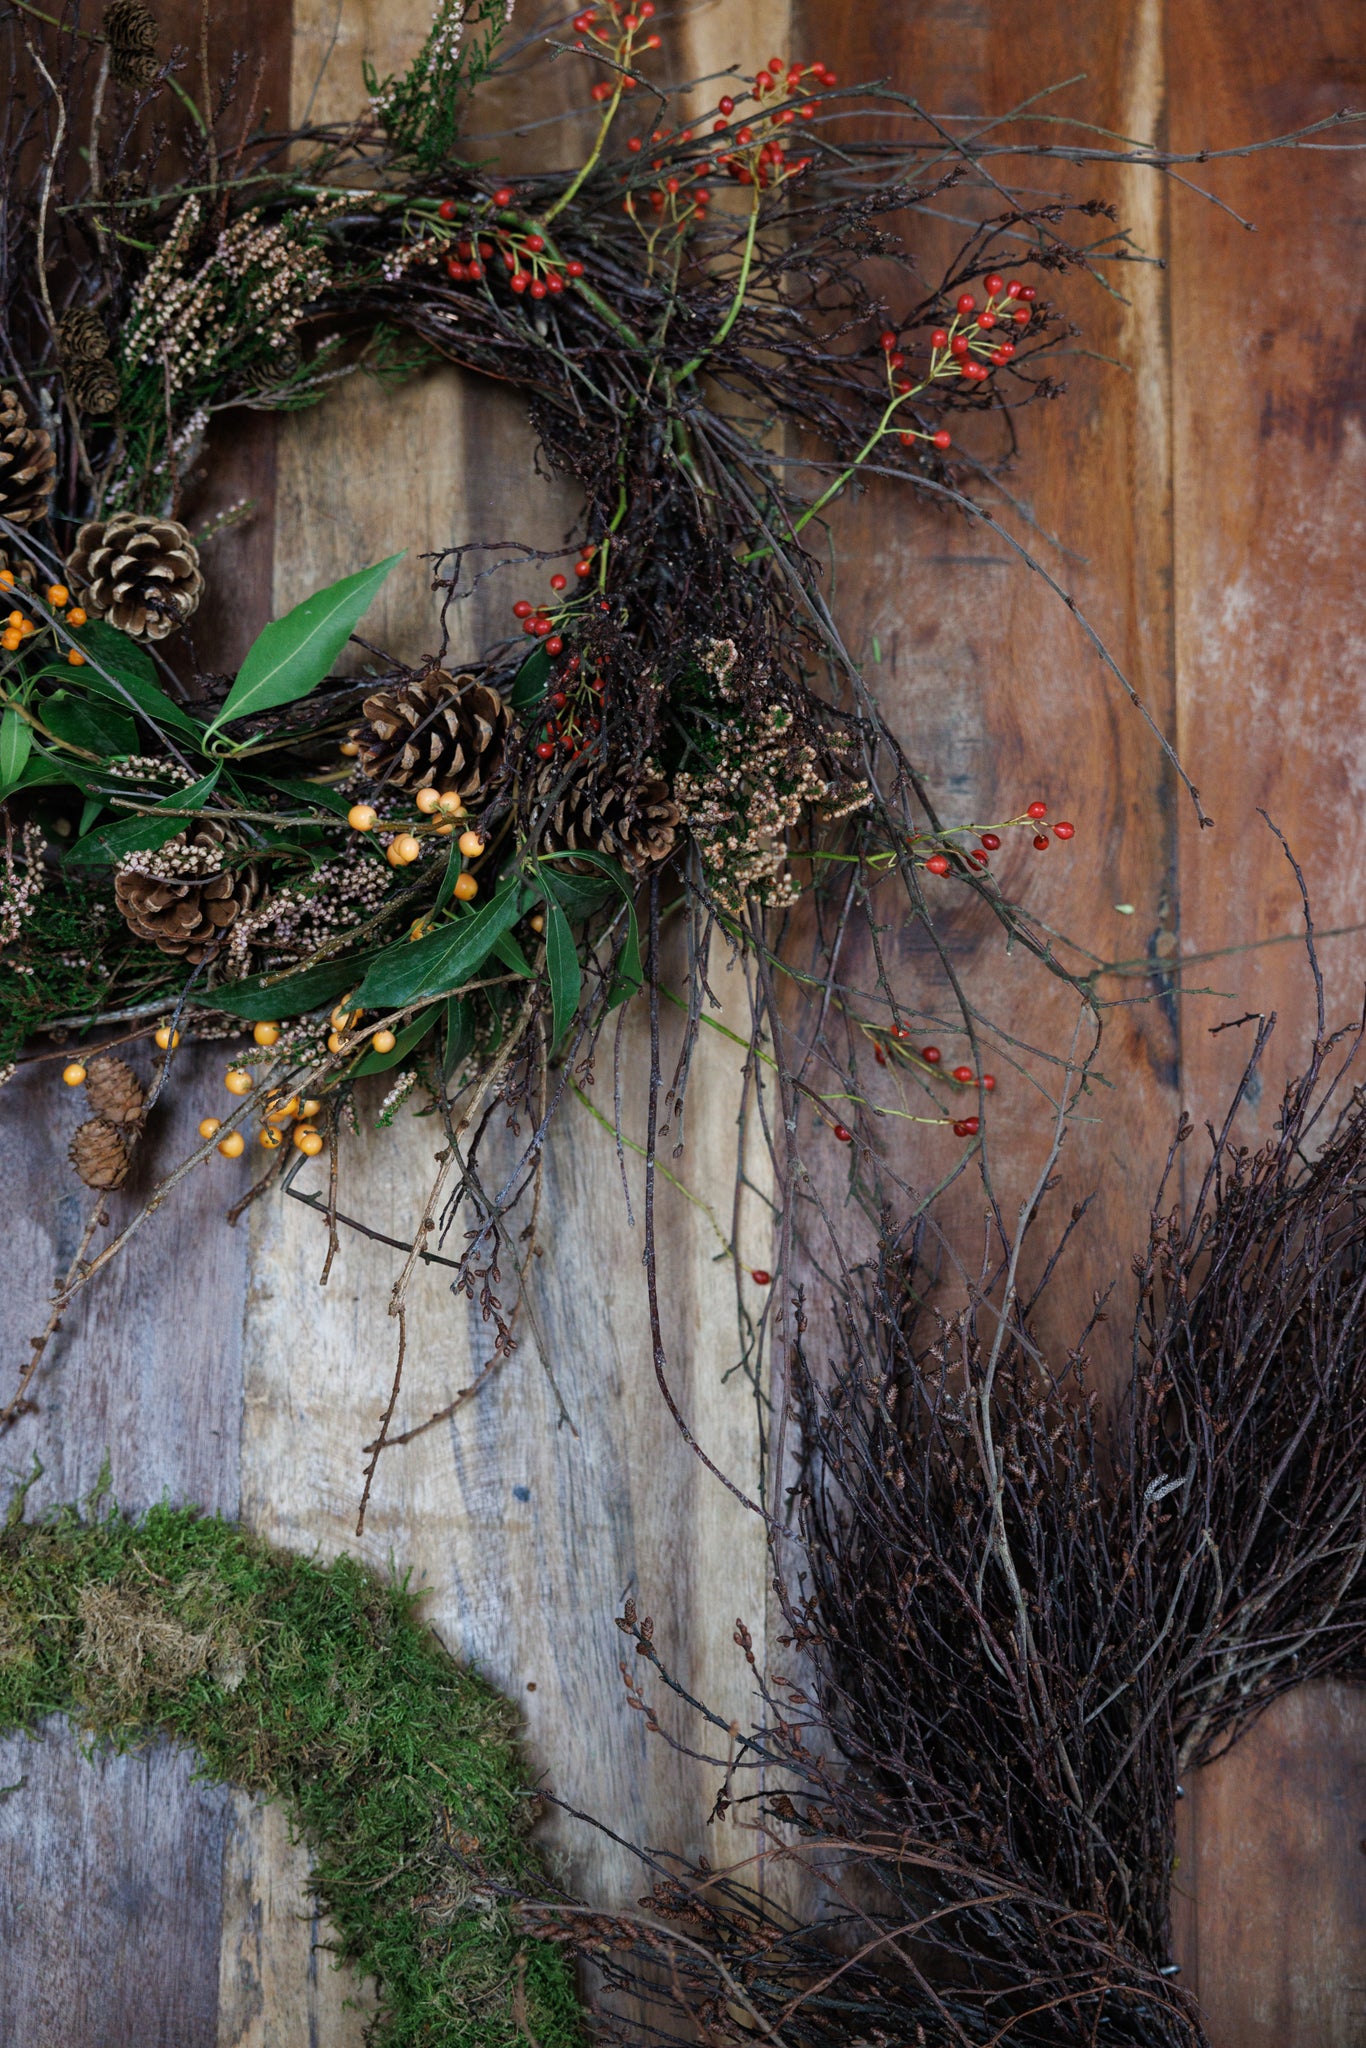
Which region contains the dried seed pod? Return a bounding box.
[69,1117,133,1190]
[83,1053,145,1127]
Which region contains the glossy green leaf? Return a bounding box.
[352,1004,438,1075]
[537,849,642,1006]
[41,692,138,759]
[544,895,581,1049]
[257,775,359,819]
[191,954,367,1021]
[442,996,475,1080]
[67,765,221,864]
[0,710,32,794]
[355,876,523,1010]
[206,554,403,740]
[508,644,550,708]
[72,621,207,742]
[491,929,534,978]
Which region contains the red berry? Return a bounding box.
[932,429,951,450]
[530,279,547,299]
[1033,834,1049,851]
[981,1074,996,1091]
[889,351,905,370]
[567,260,586,279]
[439,198,457,221]
[985,273,1003,295]
[550,691,568,709]
[522,618,539,635]
[536,741,556,759]
[990,348,1009,365]
[978,311,996,329]
[921,1046,941,1064]
[926,853,950,876]
[1026,801,1047,819]
[511,272,529,293]
[718,94,734,114]
[952,1119,973,1138]
[532,616,552,636]
[950,334,970,357]
[1019,286,1038,302]
[736,126,753,145]
[1006,280,1023,297]
[874,1044,887,1064]
[550,573,568,591]
[546,635,564,655]
[479,242,493,258]
[467,260,483,279]
[891,1022,911,1040]
[592,81,612,101]
[512,599,533,618]
[952,1064,973,1084]
[980,832,1001,850]
[751,1268,772,1285]
[956,292,976,314]
[574,560,593,577]
[833,1124,852,1143]
[630,135,644,150]
[930,327,949,349]
[446,258,466,280]
[879,329,898,351]
[1013,308,1031,326]
[968,847,989,865]
[1053,820,1076,840]
[493,186,514,206]
[997,342,1015,360]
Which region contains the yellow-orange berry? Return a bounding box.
[528,913,545,934]
[198,1117,222,1140]
[339,738,361,757]
[6,611,22,629]
[327,1031,344,1053]
[1,631,20,653]
[330,1002,358,1029]
[391,832,422,865]
[293,1127,325,1156]
[66,606,87,627]
[62,1061,87,1086]
[18,618,35,637]
[154,1025,180,1050]
[371,1028,397,1053]
[47,584,70,608]
[266,1094,300,1124]
[457,829,485,858]
[217,1131,246,1158]
[224,1067,253,1096]
[299,1098,323,1118]
[67,649,86,666]
[259,1125,284,1149]
[437,791,465,818]
[453,872,479,901]
[0,569,12,586]
[347,803,378,832]
[252,1021,280,1046]
[415,787,442,814]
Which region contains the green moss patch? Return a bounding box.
[0,1482,582,2047]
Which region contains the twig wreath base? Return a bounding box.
[0,1480,583,2048]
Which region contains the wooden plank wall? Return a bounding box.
[0,2,1362,2043]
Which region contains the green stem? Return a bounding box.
[676,192,762,383]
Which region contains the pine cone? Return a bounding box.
[65,357,121,417]
[66,514,203,640]
[57,308,111,364]
[531,757,680,873]
[114,821,261,962]
[103,0,159,88]
[83,1053,145,1127]
[354,670,508,800]
[0,389,56,529]
[69,1118,133,1191]
[0,549,36,593]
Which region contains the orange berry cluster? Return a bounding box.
[205,1058,326,1159]
[345,790,482,889]
[0,573,88,660]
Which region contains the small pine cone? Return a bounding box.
[83,1053,145,1127]
[114,820,261,962]
[66,513,203,640]
[353,670,508,800]
[65,357,121,418]
[103,0,159,87]
[0,389,56,529]
[57,308,111,364]
[69,1118,134,1191]
[531,757,680,873]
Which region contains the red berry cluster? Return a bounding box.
[868,1025,996,1139]
[705,59,827,188]
[572,2,662,99]
[920,799,1075,878]
[624,127,712,234]
[511,549,606,761]
[434,190,588,297]
[879,274,1041,454]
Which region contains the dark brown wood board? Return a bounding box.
[1,2,1362,2041]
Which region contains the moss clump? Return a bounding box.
[0,1483,583,2047]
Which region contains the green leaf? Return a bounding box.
[41,692,138,759]
[509,644,550,707]
[72,621,207,742]
[0,710,32,794]
[192,954,367,1021]
[352,1004,439,1075]
[206,555,403,740]
[443,996,475,1080]
[491,929,534,978]
[356,875,523,1010]
[67,765,222,865]
[541,867,612,921]
[77,794,103,837]
[537,849,642,1007]
[255,775,359,819]
[544,895,581,1049]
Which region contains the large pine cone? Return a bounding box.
[57,308,111,364]
[0,389,56,529]
[531,757,680,873]
[354,670,508,800]
[65,357,121,417]
[114,821,260,962]
[67,514,203,640]
[103,0,159,87]
[70,1118,133,1191]
[84,1053,145,1127]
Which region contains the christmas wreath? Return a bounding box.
[1,1475,583,2046]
